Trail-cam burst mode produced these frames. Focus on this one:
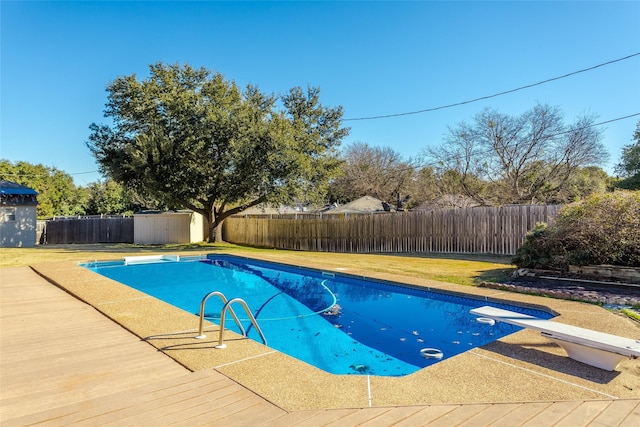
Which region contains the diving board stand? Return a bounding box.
[470,306,640,371]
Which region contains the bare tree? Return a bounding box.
[330,142,416,205]
[429,121,489,204]
[425,104,608,204]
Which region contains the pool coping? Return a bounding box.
[30,254,640,410]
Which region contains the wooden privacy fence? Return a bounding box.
[223,205,562,255]
[38,216,134,244]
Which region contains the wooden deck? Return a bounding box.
[1,266,638,426]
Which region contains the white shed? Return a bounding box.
[0,181,38,248]
[134,210,205,244]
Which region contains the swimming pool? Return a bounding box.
[83,254,555,376]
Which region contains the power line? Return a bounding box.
[71,170,99,176]
[568,113,640,134]
[344,52,640,121]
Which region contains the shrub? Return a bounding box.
[512,223,563,269]
[513,191,640,269]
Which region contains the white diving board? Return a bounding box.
[470,306,640,371]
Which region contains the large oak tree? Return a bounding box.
[87,63,349,241]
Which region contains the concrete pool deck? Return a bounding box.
[20,255,640,413]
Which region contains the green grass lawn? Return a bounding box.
[0,242,514,287]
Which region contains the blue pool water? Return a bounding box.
[83,254,554,376]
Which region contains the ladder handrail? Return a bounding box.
[195,291,245,339]
[216,298,267,348]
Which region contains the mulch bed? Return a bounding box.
[479,276,640,307]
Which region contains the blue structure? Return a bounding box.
[0,181,38,247]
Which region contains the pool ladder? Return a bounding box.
[194,291,267,349]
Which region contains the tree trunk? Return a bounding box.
[208,220,223,243]
[205,209,217,243]
[206,208,224,243]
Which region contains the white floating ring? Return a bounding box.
[420,348,443,359]
[477,317,496,326]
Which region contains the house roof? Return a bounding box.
[332,196,385,213]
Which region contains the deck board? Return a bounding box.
[489,402,552,426]
[392,405,461,426]
[592,400,640,426]
[458,403,522,426]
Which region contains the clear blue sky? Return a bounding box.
[2,1,639,185]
